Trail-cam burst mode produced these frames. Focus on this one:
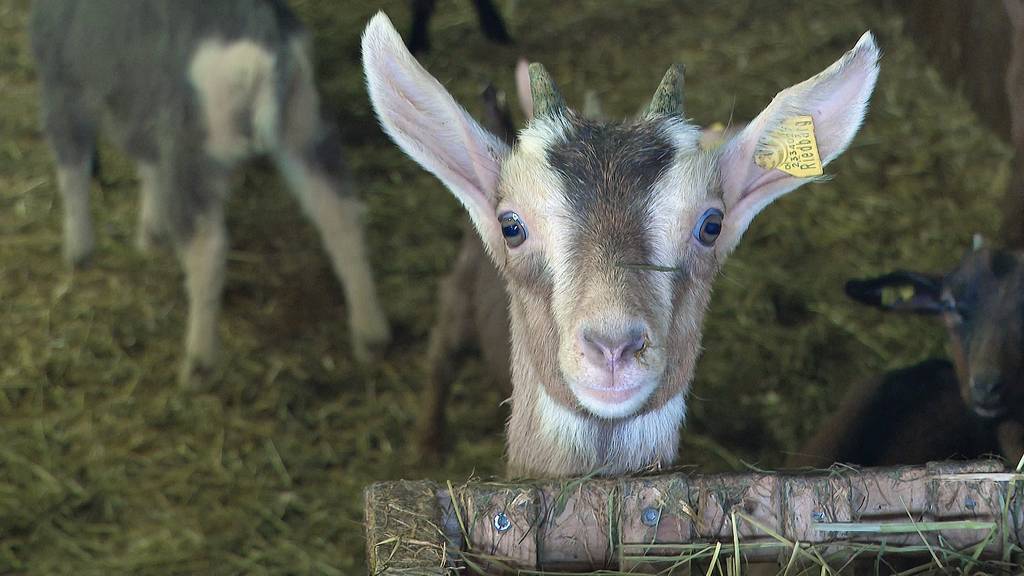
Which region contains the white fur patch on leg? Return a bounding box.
[279,157,390,360]
[57,159,94,265]
[179,206,227,384]
[135,162,164,252]
[189,39,279,164]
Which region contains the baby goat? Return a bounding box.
[417,73,747,460]
[789,239,1024,467]
[31,0,391,383]
[363,13,880,477]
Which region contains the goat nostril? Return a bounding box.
[623,334,648,359]
[580,328,650,368]
[972,377,1005,402]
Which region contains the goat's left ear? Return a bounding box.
[717,32,880,256]
[362,12,510,257]
[845,271,946,315]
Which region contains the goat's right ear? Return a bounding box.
[362,12,509,256]
[717,32,880,257]
[844,271,946,315]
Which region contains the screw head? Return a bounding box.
[641,506,660,527]
[493,511,511,532]
[811,511,826,522]
[965,497,977,510]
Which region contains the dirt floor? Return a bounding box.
[0,0,1012,573]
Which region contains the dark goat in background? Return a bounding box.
[30,0,391,384]
[406,0,512,54]
[789,239,1024,468]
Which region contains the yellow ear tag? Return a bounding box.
[753,115,823,178]
[881,285,916,306]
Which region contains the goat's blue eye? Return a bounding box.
[693,208,724,246]
[499,211,527,248]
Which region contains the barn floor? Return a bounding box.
[0,0,1011,573]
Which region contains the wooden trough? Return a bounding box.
[364,460,1024,574]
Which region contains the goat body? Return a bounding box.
[31,0,391,382]
[790,244,1024,467]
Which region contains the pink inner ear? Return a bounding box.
[362,14,509,252]
[717,32,879,255]
[374,52,504,207]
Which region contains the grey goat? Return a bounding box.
[31,0,391,383]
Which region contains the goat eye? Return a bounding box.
[499,211,527,248]
[693,208,724,246]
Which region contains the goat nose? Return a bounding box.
[581,327,648,371]
[972,375,1005,401]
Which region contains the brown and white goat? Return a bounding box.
[31,0,391,383]
[417,76,745,459]
[363,13,880,477]
[789,239,1024,468]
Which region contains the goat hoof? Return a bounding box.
[135,228,168,254]
[64,241,95,269]
[179,356,216,390]
[350,314,391,363]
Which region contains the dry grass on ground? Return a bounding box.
[0,0,1011,573]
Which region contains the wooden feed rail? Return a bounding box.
[364,460,1024,574]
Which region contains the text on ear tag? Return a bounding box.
[754,115,824,178]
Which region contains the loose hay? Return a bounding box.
[0,0,1013,573]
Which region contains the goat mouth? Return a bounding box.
[972,404,1006,419]
[574,382,646,405]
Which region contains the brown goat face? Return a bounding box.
[845,245,1024,420]
[365,11,880,475]
[497,115,721,418]
[941,248,1024,418]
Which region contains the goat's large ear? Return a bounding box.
[717,32,880,256]
[845,271,946,315]
[362,12,509,256]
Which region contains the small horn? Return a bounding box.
[644,64,685,119]
[528,63,565,117]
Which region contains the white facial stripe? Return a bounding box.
[516,115,572,159]
[500,122,577,329]
[643,124,719,334]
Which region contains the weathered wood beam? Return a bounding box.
[365,460,1023,573]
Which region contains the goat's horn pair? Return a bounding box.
[528,63,685,119]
